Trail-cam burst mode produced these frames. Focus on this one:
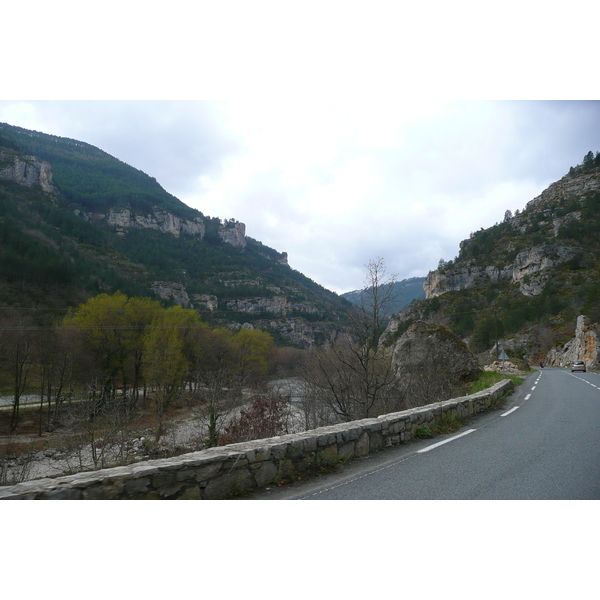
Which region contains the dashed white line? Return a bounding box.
[501,406,520,417]
[417,429,477,453]
[525,394,531,400]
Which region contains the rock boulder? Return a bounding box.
[391,320,482,383]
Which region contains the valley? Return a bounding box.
[1,120,600,489]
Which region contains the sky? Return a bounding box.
[3,3,600,296]
[3,99,600,294]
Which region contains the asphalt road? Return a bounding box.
[246,368,600,500]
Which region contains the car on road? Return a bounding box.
[571,361,586,372]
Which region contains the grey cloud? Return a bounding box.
[3,100,600,294]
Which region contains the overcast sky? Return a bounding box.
[3,100,600,294]
[3,4,600,295]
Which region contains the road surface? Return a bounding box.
[246,368,600,499]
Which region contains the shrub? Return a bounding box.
[219,395,290,445]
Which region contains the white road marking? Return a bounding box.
[417,429,477,453]
[501,406,519,417]
[525,394,531,400]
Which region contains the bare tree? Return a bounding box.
[349,257,400,350]
[0,318,35,431]
[302,258,401,423]
[63,385,138,471]
[191,329,246,448]
[35,328,78,434]
[0,435,36,486]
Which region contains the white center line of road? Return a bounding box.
[501,406,520,417]
[531,386,536,390]
[525,393,531,400]
[417,429,476,453]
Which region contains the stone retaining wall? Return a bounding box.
[0,379,514,500]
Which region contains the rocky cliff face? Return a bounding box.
[219,221,246,248]
[523,170,600,214]
[545,315,599,369]
[423,168,598,300]
[223,296,319,315]
[151,282,193,307]
[148,282,328,348]
[424,244,578,298]
[79,208,252,249]
[250,317,344,349]
[80,207,206,239]
[0,151,58,197]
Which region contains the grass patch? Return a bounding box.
[415,414,464,440]
[466,371,524,395]
[414,427,434,439]
[432,414,464,435]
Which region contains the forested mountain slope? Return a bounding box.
[382,152,600,362]
[342,277,426,317]
[0,122,351,347]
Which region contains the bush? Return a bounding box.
[219,395,290,445]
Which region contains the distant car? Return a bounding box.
[571,361,586,372]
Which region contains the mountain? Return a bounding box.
[0,122,352,347]
[341,277,426,317]
[381,151,600,363]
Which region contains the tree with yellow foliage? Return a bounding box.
[142,306,207,421]
[63,292,133,404]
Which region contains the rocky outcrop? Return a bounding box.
[391,321,482,382]
[524,171,600,213]
[424,265,507,298]
[219,221,246,248]
[484,360,521,374]
[99,207,205,238]
[545,315,599,369]
[424,244,577,299]
[151,282,193,308]
[95,210,249,248]
[0,152,58,196]
[224,296,319,315]
[423,168,600,301]
[193,294,218,312]
[259,318,342,350]
[512,245,577,296]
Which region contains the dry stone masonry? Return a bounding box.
[0,380,513,500]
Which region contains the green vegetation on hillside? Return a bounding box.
[0,124,199,219]
[396,152,600,358]
[0,122,352,343]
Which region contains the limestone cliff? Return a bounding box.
[218,221,246,248]
[81,207,206,239]
[424,167,598,300]
[424,244,577,298]
[151,282,193,308]
[223,295,319,315]
[83,208,250,249]
[545,315,599,370]
[0,151,58,197]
